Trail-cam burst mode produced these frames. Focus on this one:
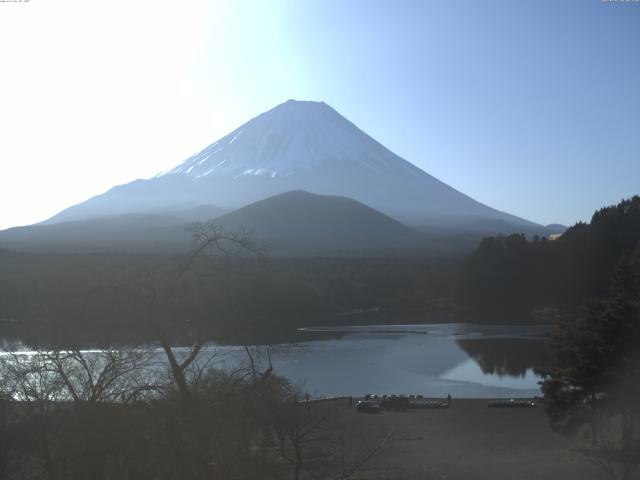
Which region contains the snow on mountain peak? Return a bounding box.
[155,99,420,182]
[42,99,539,229]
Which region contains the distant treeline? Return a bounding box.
[0,250,460,345]
[458,196,640,320]
[2,196,638,345]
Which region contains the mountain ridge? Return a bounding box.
[44,99,541,233]
[0,190,439,255]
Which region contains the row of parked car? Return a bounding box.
[355,395,539,413]
[356,394,450,413]
[487,399,537,408]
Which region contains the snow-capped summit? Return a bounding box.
[156,99,420,182]
[45,99,538,231]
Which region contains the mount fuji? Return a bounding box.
[45,99,539,232]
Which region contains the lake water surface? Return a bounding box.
[1,323,552,399]
[222,323,552,398]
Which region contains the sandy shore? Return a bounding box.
[334,399,605,480]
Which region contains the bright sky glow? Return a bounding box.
[1,0,638,230]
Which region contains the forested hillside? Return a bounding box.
[458,196,640,319]
[0,250,459,345]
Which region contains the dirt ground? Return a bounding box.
[335,399,608,480]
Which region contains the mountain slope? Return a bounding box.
[214,190,427,255]
[45,100,540,232]
[0,191,432,255]
[0,213,193,253]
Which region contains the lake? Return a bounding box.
[213,323,552,398]
[1,323,552,399]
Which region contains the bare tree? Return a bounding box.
[268,392,390,480]
[0,351,66,480]
[115,221,263,407]
[0,345,161,480]
[41,347,159,404]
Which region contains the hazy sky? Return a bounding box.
[1,0,638,229]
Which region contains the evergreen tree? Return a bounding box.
[459,196,640,319]
[538,246,640,479]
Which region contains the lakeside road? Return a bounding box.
[336,399,605,480]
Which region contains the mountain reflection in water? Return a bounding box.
[455,338,551,378]
[264,323,552,397]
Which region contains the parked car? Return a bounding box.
[356,400,382,414]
